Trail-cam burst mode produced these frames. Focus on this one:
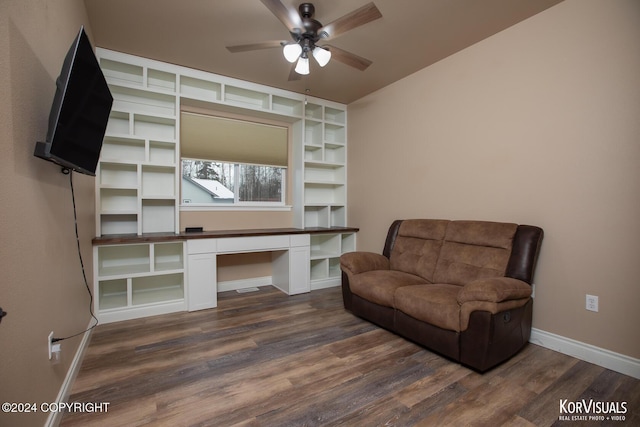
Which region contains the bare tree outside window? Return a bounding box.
[239,164,282,202]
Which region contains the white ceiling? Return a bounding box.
[84,0,563,104]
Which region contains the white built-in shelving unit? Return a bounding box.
[93,48,354,321]
[302,102,351,287]
[94,241,186,323]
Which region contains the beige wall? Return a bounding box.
[0,1,94,426]
[348,0,640,359]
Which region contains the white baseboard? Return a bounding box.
[310,277,341,291]
[530,328,640,379]
[45,322,94,427]
[217,276,272,293]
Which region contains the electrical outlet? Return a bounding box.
[586,294,599,312]
[51,343,61,364]
[531,283,536,299]
[48,331,62,363]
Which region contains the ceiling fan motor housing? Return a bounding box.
[295,2,326,51]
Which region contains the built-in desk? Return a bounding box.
[93,227,358,323]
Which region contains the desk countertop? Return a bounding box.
[92,226,359,246]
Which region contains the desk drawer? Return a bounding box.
[187,239,217,255]
[290,234,310,247]
[217,235,290,253]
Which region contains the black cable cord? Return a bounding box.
[52,169,99,342]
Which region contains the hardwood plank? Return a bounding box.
[414,375,538,426]
[61,286,640,427]
[519,360,606,426]
[395,362,472,408]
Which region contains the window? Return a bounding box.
[180,112,289,208]
[182,159,285,205]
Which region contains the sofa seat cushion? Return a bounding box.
[394,284,462,332]
[350,270,428,308]
[457,277,532,304]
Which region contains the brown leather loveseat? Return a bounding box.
[340,219,543,372]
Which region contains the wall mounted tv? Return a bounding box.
[34,26,113,176]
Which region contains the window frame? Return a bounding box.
[179,110,292,212]
[180,158,289,210]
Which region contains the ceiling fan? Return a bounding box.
[226,0,382,79]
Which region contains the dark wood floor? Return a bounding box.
[62,286,639,426]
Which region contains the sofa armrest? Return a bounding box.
[340,252,390,275]
[457,277,532,304]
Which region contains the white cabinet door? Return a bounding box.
[289,245,310,295]
[187,253,217,311]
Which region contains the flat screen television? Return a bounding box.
[34,26,113,176]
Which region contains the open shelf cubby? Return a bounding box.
[141,199,176,234]
[141,165,175,198]
[101,136,146,162]
[106,111,131,135]
[272,95,303,117]
[324,143,346,164]
[304,145,323,162]
[133,114,176,140]
[310,234,341,259]
[304,120,323,146]
[98,244,150,277]
[109,85,176,117]
[331,206,347,227]
[100,188,138,212]
[341,233,356,253]
[149,140,177,165]
[99,214,138,235]
[304,205,330,228]
[154,242,184,272]
[304,163,345,185]
[328,257,342,278]
[100,163,138,188]
[310,258,329,281]
[224,85,269,110]
[98,279,128,310]
[304,183,346,205]
[179,76,222,102]
[325,106,346,124]
[100,58,143,87]
[305,103,323,120]
[324,123,345,144]
[147,69,176,92]
[131,274,184,306]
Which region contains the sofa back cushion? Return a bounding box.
[389,219,449,283]
[433,221,518,286]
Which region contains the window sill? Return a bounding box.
[180,204,292,212]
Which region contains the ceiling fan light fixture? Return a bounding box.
[283,43,302,63]
[312,46,331,67]
[295,55,310,75]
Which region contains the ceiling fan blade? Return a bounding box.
[260,0,304,34]
[226,40,285,53]
[325,45,372,71]
[319,2,382,40]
